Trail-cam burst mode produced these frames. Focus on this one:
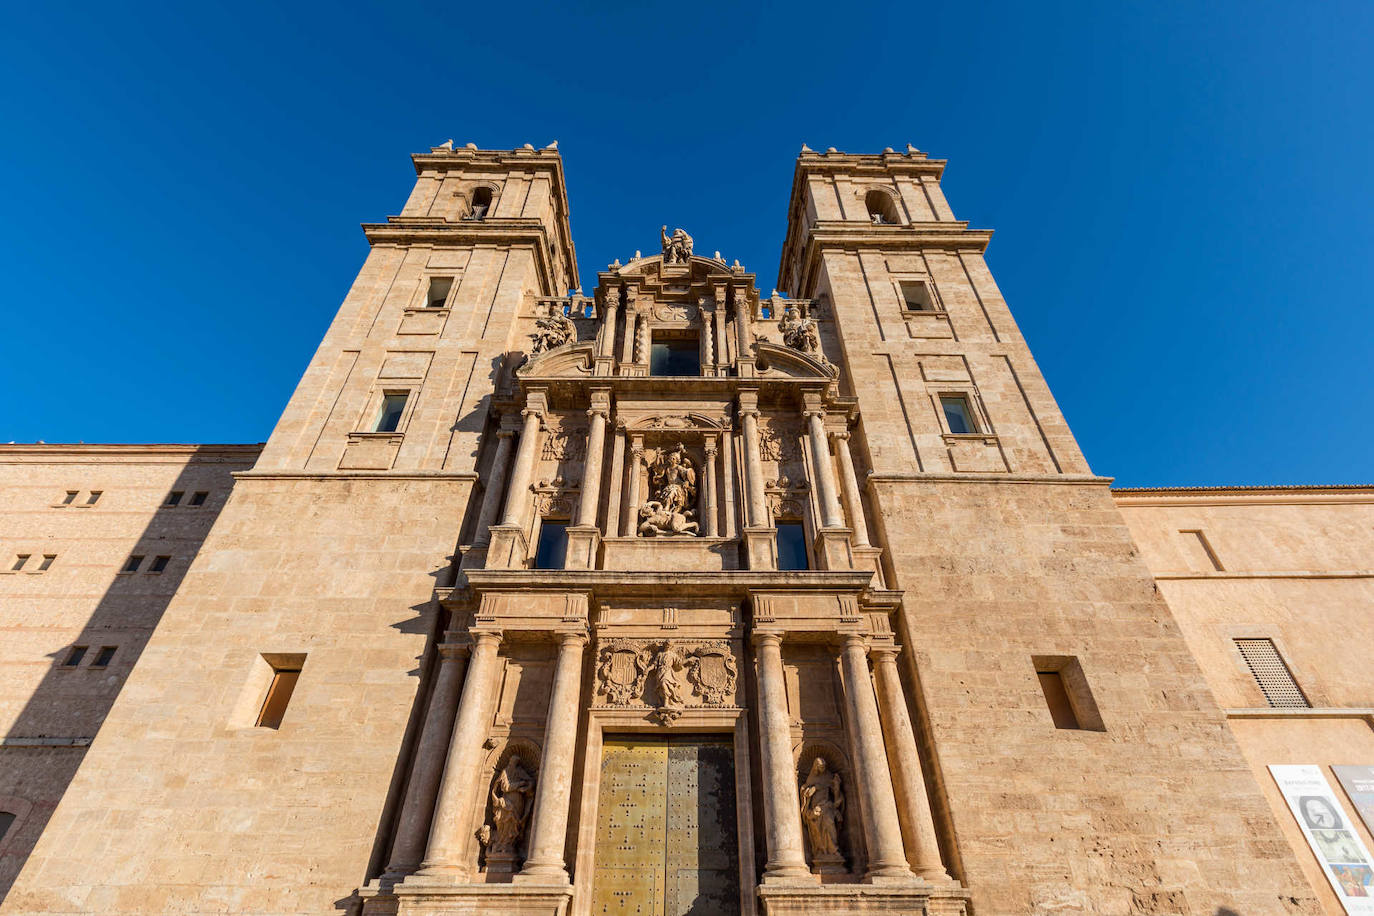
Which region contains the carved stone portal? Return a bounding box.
[477,754,537,873]
[799,756,846,874]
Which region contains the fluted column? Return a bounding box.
[739,407,768,528]
[472,430,516,547]
[871,647,949,880]
[753,631,813,882]
[623,440,644,537]
[832,430,870,548]
[385,641,470,876]
[598,288,620,359]
[576,408,608,527]
[839,635,913,882]
[703,441,719,537]
[416,631,503,876]
[500,408,543,528]
[806,409,844,529]
[517,633,588,882]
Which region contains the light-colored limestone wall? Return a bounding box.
[0,444,258,901]
[1116,488,1374,911]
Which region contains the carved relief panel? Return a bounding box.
[595,638,739,721]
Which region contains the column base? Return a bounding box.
[744,525,778,570]
[563,525,601,569]
[813,526,855,571]
[485,525,529,569]
[394,880,573,916]
[758,881,969,915]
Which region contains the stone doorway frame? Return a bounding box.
[570,706,759,916]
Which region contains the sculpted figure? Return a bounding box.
[485,755,536,855]
[661,225,694,264]
[530,310,576,354]
[652,645,688,708]
[799,757,845,863]
[779,304,821,357]
[637,444,699,536]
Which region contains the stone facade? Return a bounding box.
[0,144,1364,914]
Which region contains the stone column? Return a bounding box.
[715,304,730,369]
[739,407,768,529]
[384,640,469,876]
[805,409,844,530]
[575,407,608,528]
[871,647,949,880]
[832,430,870,548]
[839,635,914,882]
[416,631,503,877]
[753,631,813,882]
[701,312,715,376]
[471,429,515,548]
[702,439,719,537]
[500,408,543,529]
[622,438,644,537]
[598,288,620,359]
[516,632,588,883]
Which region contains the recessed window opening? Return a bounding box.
[61,491,78,505]
[165,491,184,506]
[149,555,170,573]
[11,555,29,571]
[1037,671,1079,729]
[468,187,493,220]
[776,522,809,571]
[93,646,117,668]
[901,281,934,311]
[63,646,87,667]
[427,277,453,308]
[373,393,409,433]
[940,395,977,434]
[1179,529,1224,571]
[865,190,900,225]
[760,304,772,319]
[85,491,101,505]
[256,656,305,729]
[650,334,700,377]
[122,555,143,574]
[583,301,595,318]
[189,491,208,506]
[1032,656,1105,731]
[1235,638,1309,708]
[534,520,569,570]
[0,812,14,841]
[38,555,55,571]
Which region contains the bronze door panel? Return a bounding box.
[592,738,668,914]
[666,739,739,916]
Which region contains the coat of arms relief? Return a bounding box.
[595,639,738,722]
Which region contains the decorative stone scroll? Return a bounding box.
[595,639,739,714]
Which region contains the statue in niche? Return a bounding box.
[661,225,694,264]
[530,310,576,354]
[637,443,699,536]
[799,757,846,870]
[779,303,821,358]
[478,755,536,869]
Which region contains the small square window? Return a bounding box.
[149,555,170,573]
[12,555,30,572]
[63,646,88,667]
[122,555,144,574]
[534,520,568,570]
[427,277,453,308]
[776,522,809,571]
[1235,638,1309,709]
[940,395,977,435]
[61,491,78,505]
[188,491,208,507]
[165,491,184,506]
[901,281,935,311]
[373,393,409,433]
[1032,656,1105,731]
[85,491,102,505]
[92,646,117,668]
[38,555,55,571]
[0,812,14,841]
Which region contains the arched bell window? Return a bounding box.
[865,189,900,225]
[468,187,494,220]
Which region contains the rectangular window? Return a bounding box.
[85,490,101,505]
[373,393,409,433]
[165,491,184,506]
[121,555,143,574]
[62,490,78,505]
[776,522,809,571]
[92,646,117,668]
[1235,638,1309,708]
[650,336,701,377]
[11,555,29,572]
[534,521,569,570]
[940,395,976,434]
[189,491,208,506]
[256,660,304,729]
[1037,671,1079,729]
[1033,655,1106,731]
[63,646,87,667]
[901,281,935,311]
[426,276,453,308]
[149,555,170,573]
[38,555,55,571]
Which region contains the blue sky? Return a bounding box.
[2,1,1370,486]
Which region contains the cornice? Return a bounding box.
[362,219,566,296]
[448,569,876,603]
[0,443,263,463]
[1112,484,1374,507]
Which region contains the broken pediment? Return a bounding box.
[752,341,837,380]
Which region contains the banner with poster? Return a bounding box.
[1270,765,1374,912]
[1334,767,1374,837]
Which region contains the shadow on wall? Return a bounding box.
[0,446,254,901]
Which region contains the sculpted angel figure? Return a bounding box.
[799,757,844,862]
[661,225,694,264]
[651,444,696,517]
[779,303,821,356]
[486,755,536,855]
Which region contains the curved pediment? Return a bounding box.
[624,412,725,432]
[615,254,738,281]
[753,342,838,380]
[517,342,594,378]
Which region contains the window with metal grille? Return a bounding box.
[1235,638,1309,708]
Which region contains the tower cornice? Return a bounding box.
[361,219,569,297]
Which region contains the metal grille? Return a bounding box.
[1235,638,1309,708]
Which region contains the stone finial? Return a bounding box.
[544,140,558,149]
[801,143,813,153]
[465,142,478,149]
[522,143,534,150]
[826,147,838,153]
[883,146,894,153]
[714,251,723,261]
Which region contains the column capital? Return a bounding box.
[802,409,827,423]
[841,632,868,652]
[738,407,760,421]
[471,629,504,649]
[521,407,544,421]
[704,444,718,458]
[555,631,589,649]
[495,428,517,440]
[870,645,901,663]
[586,407,609,421]
[751,629,785,648]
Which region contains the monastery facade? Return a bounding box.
[0,144,1370,915]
